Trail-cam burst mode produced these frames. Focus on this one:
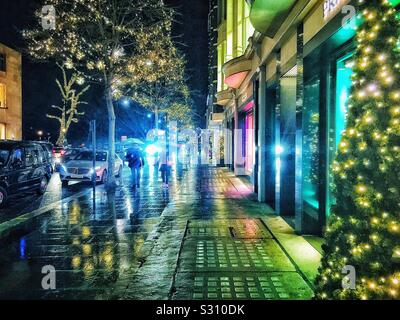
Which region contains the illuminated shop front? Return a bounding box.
[255,0,361,234]
[236,80,256,187]
[243,102,255,176]
[299,6,358,234]
[209,0,400,234]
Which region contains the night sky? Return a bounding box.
[0,0,208,144]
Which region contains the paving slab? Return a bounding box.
[179,238,295,273]
[173,272,314,300]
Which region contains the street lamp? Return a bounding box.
[122,98,130,107]
[37,130,43,141]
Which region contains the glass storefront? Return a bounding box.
[245,111,254,174]
[302,77,320,210]
[327,53,353,213]
[301,48,354,232]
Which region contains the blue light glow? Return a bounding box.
[19,237,26,259]
[145,144,159,156]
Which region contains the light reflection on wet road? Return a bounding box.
[0,165,185,299]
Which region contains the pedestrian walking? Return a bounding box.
[159,152,171,188]
[126,147,144,188]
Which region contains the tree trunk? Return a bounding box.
[155,106,159,140]
[56,131,65,146]
[56,106,66,146]
[105,86,117,190]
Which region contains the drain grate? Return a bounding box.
[188,219,273,239]
[173,272,314,300]
[179,239,295,272]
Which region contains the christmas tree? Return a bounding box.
[315,0,400,299]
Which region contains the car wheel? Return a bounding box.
[37,176,49,195]
[61,180,69,188]
[0,187,8,208]
[116,166,123,178]
[101,170,108,184]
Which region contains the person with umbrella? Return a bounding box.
[125,146,144,188]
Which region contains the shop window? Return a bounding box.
[0,53,5,72]
[244,3,254,46]
[0,123,5,140]
[226,0,234,60]
[0,83,6,109]
[303,77,320,210]
[237,0,244,55]
[328,53,354,213]
[245,111,254,174]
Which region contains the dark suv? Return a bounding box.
[0,141,53,207]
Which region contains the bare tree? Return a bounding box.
[47,64,90,146]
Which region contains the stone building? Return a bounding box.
[207,0,400,235]
[0,43,22,140]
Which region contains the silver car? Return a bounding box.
[59,150,123,187]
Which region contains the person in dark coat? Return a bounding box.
[126,147,144,188]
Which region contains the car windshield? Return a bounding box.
[0,149,10,166]
[75,151,107,162]
[65,149,80,157]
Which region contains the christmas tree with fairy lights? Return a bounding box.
[315,0,400,300]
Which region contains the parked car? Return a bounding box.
[55,147,83,171]
[59,150,123,187]
[52,146,66,165]
[33,141,54,172]
[0,141,53,207]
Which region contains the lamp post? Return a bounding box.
[37,130,43,141]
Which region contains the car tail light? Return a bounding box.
[60,150,66,156]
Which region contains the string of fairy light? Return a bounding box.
[316,0,400,300]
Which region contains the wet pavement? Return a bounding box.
[0,173,89,224]
[0,164,314,300]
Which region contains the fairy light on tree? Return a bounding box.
[23,0,176,189]
[122,44,194,132]
[315,0,400,299]
[47,63,90,146]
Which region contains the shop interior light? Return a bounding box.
[145,144,159,156]
[275,145,284,155]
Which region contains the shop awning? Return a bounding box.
[215,89,233,106]
[223,55,252,89]
[249,0,296,36]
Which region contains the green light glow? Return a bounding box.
[249,0,295,34]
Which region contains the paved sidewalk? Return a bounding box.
[0,165,320,300]
[116,167,319,300]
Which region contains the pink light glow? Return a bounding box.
[224,71,249,89]
[242,100,255,112]
[245,112,254,174]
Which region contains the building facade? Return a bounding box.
[208,0,400,235]
[0,43,22,141]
